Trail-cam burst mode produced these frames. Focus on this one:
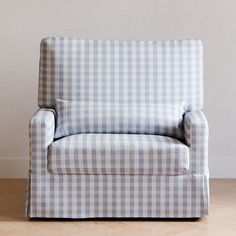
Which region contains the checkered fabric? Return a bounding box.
[26,37,209,218]
[29,109,55,174]
[54,99,185,139]
[28,173,208,218]
[183,111,209,174]
[38,37,203,111]
[48,134,189,175]
[27,109,209,218]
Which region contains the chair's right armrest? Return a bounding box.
[183,111,209,175]
[29,109,55,173]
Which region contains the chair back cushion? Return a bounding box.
[38,37,203,111]
[54,99,185,139]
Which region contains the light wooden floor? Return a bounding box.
[0,179,236,236]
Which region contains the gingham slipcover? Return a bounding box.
[48,134,189,175]
[26,37,209,218]
[54,99,185,139]
[38,37,203,111]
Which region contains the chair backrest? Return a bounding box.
[38,37,203,111]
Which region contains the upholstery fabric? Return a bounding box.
[183,111,209,174]
[29,109,55,173]
[27,109,209,218]
[48,134,189,175]
[38,37,203,111]
[26,37,209,218]
[28,173,209,218]
[54,99,185,139]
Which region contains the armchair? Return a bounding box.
[26,37,209,218]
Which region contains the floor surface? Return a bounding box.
[0,179,236,236]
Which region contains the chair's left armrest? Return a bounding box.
[183,111,209,175]
[29,109,55,173]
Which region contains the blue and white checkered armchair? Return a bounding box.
[26,37,209,218]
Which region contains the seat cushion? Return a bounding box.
[54,99,185,139]
[48,134,189,176]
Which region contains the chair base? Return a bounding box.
[26,173,209,218]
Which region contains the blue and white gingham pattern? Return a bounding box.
[28,173,208,218]
[183,111,209,174]
[38,37,203,111]
[29,109,55,173]
[48,133,189,175]
[26,37,209,218]
[54,99,185,139]
[27,108,209,218]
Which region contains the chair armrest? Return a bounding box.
[183,111,209,174]
[29,109,55,173]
